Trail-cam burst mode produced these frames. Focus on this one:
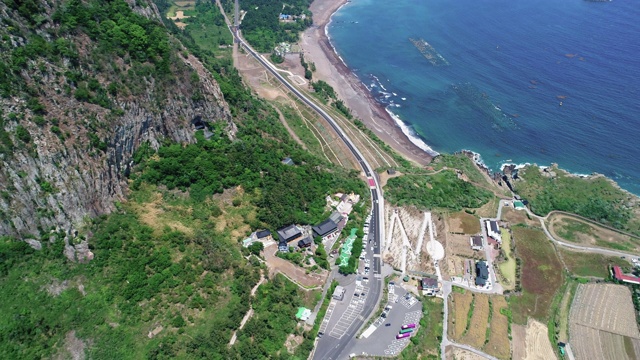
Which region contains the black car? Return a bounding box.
[385,323,391,327]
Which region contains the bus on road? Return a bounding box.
[399,328,414,334]
[401,323,416,329]
[396,332,411,339]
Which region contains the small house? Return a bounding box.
[421,277,438,294]
[278,240,289,253]
[256,229,272,241]
[387,168,396,175]
[475,261,489,286]
[485,220,501,243]
[470,235,483,250]
[298,236,313,249]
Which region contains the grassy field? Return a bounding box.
[558,248,628,278]
[548,213,640,253]
[183,3,233,49]
[498,228,516,289]
[509,225,565,325]
[476,195,501,219]
[399,297,443,360]
[448,211,481,234]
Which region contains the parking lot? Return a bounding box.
[348,287,423,357]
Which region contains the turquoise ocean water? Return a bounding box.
[328,0,640,195]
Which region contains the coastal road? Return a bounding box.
[222,8,387,359]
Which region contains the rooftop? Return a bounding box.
[471,235,483,247]
[613,266,640,284]
[313,219,338,237]
[277,225,302,242]
[421,277,438,288]
[256,230,271,239]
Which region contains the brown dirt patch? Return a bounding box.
[263,244,327,288]
[133,192,194,236]
[501,207,538,227]
[449,290,474,340]
[511,323,527,360]
[484,296,511,359]
[461,293,490,349]
[475,196,501,218]
[445,346,486,360]
[446,233,481,258]
[447,211,481,234]
[284,333,304,354]
[519,319,557,360]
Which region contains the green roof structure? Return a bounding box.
[339,228,359,267]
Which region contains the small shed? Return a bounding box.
[332,285,345,301]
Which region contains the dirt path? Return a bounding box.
[229,270,266,346]
[273,106,307,149]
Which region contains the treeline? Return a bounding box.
[222,0,313,52]
[385,171,493,211]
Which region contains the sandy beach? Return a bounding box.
[300,0,433,166]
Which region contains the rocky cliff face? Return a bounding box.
[0,0,234,241]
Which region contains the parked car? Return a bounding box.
[385,323,391,327]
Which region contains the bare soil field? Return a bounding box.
[449,290,474,340]
[263,244,327,288]
[484,296,511,359]
[446,233,480,258]
[570,283,640,360]
[461,294,490,349]
[447,211,481,234]
[445,346,486,360]
[500,207,538,227]
[445,255,468,278]
[513,319,557,360]
[548,213,640,253]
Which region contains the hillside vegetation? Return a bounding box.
[514,165,640,235]
[385,170,493,211]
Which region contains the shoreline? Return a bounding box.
[301,0,640,198]
[301,0,434,166]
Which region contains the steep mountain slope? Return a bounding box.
[0,0,234,243]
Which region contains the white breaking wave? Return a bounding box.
[385,109,439,156]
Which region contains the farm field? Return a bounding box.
[558,248,628,278]
[483,296,511,359]
[509,226,564,324]
[556,280,578,343]
[475,196,501,219]
[449,290,474,339]
[447,211,481,234]
[569,283,640,360]
[511,319,557,360]
[461,293,490,349]
[547,213,640,253]
[497,228,515,289]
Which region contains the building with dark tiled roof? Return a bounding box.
[475,261,489,286]
[256,230,272,240]
[277,225,302,243]
[298,237,313,249]
[313,219,338,238]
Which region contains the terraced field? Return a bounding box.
[569,283,640,360]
